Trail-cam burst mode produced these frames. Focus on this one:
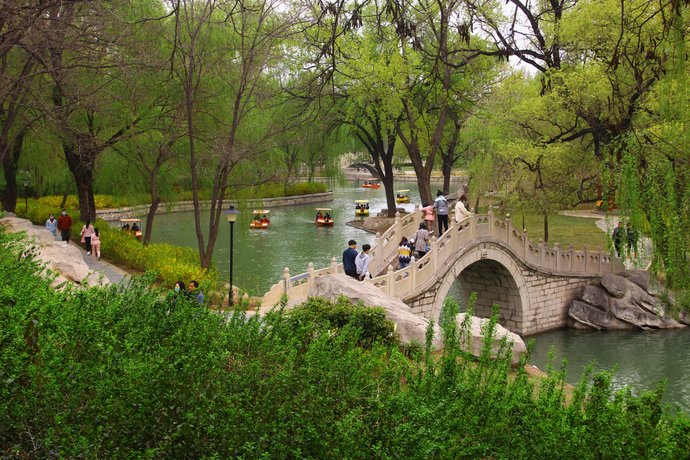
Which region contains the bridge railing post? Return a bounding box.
[387,265,395,296]
[430,236,439,273]
[539,240,546,266]
[283,267,291,296]
[307,262,315,291]
[410,256,417,289]
[488,206,494,237]
[522,230,528,259]
[568,246,574,271]
[583,247,589,272]
[470,214,477,240]
[505,213,511,243]
[554,243,561,271]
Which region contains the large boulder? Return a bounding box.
[568,270,685,331]
[308,274,526,365]
[0,217,106,287]
[569,300,635,330]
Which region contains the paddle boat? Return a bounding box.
[249,210,270,229]
[361,180,381,189]
[396,190,410,203]
[120,218,143,240]
[315,208,334,226]
[355,200,370,216]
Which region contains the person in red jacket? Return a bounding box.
[57,208,72,243]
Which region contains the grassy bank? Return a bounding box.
[1,227,688,458]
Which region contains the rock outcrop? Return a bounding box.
[0,216,107,287]
[309,274,526,365]
[568,270,687,330]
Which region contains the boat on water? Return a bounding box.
[120,218,143,240]
[249,210,270,229]
[355,200,369,216]
[396,190,410,203]
[361,180,381,189]
[315,208,334,226]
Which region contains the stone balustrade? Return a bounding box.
[262,207,622,310]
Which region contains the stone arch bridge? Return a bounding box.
[263,209,622,336]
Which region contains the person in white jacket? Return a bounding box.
[355,244,372,281]
[454,195,473,223]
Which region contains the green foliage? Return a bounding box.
[285,296,399,348]
[1,234,688,458]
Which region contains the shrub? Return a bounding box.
[2,218,689,459]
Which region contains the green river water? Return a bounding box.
[150,180,690,414]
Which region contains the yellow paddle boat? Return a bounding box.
[355,200,370,216]
[249,210,270,229]
[315,208,334,226]
[396,190,410,203]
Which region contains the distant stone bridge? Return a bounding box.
[263,208,622,336]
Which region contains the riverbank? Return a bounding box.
[97,191,334,221]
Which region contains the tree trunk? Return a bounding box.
[63,142,97,222]
[143,196,160,246]
[1,153,18,213]
[0,129,26,213]
[543,213,549,243]
[442,157,452,196]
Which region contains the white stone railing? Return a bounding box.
[261,207,621,307]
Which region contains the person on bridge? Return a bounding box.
[421,203,435,235]
[612,221,624,257]
[398,236,411,269]
[355,244,372,281]
[454,195,472,222]
[414,222,430,258]
[434,190,449,236]
[342,239,359,279]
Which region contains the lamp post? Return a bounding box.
[23,178,30,213]
[226,205,240,306]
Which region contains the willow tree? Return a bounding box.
[168,0,307,268]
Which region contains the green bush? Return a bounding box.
[285,296,399,348]
[1,226,688,458]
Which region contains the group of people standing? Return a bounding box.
[612,221,639,258]
[173,280,205,304]
[343,191,474,280]
[45,209,101,259]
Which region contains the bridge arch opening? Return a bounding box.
[444,259,524,331]
[428,247,532,334]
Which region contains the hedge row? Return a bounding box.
[1,226,689,458]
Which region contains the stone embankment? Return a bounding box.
[0,216,110,287]
[97,192,333,221]
[568,270,689,330]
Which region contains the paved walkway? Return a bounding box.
[72,242,131,284]
[558,210,652,271]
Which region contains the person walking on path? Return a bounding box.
[454,195,472,222]
[398,236,411,269]
[80,220,95,256]
[612,221,624,258]
[45,214,58,238]
[355,244,372,281]
[434,190,449,236]
[91,228,101,260]
[342,239,359,279]
[421,203,435,235]
[57,208,72,243]
[414,222,430,258]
